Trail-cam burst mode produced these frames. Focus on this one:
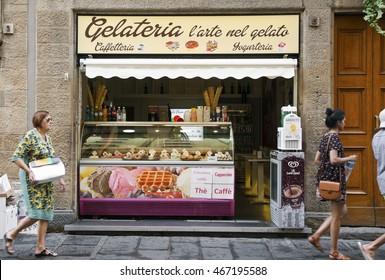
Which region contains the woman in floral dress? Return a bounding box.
[308,108,358,260]
[4,111,66,257]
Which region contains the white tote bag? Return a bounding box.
[29,157,65,184]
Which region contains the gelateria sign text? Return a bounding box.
[77,15,299,55]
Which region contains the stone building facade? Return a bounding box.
[0,0,370,230]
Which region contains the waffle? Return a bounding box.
[136,171,175,193]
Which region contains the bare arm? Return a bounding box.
[329,150,358,165]
[314,151,322,164]
[13,158,36,184]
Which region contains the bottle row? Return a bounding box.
[85,105,126,122]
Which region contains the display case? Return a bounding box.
[79,121,235,217]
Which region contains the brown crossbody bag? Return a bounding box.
[317,134,342,200]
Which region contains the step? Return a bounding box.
[64,219,312,237]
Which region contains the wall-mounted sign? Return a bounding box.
[77,15,299,55]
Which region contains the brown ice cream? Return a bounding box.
[87,167,113,198]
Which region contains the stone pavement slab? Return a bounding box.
[1,232,385,260]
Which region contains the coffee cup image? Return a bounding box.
[283,185,302,198]
[283,185,303,208]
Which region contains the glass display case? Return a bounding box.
[78,122,235,217]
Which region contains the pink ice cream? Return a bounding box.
[108,168,137,198]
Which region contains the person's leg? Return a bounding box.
[310,204,347,239]
[311,215,332,239]
[4,216,37,254]
[308,215,331,252]
[329,202,349,259]
[362,233,385,259]
[34,220,58,257]
[35,220,48,254]
[308,204,347,252]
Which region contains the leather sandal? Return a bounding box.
[308,236,323,252]
[35,248,58,257]
[3,233,15,255]
[329,252,351,260]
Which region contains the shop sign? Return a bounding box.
[190,183,212,199]
[212,184,234,199]
[191,168,213,184]
[77,15,299,55]
[212,168,234,184]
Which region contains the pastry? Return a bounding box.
[133,153,142,160]
[124,152,133,160]
[114,150,124,158]
[89,151,99,158]
[216,151,233,161]
[136,171,175,193]
[170,148,181,160]
[102,151,112,158]
[185,40,199,49]
[160,149,170,159]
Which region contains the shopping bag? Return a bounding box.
[29,157,65,184]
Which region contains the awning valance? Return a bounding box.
[80,58,297,80]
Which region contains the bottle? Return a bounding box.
[222,106,228,122]
[191,108,197,122]
[107,105,112,121]
[216,106,221,122]
[94,106,99,121]
[98,106,103,121]
[237,83,242,95]
[196,106,203,122]
[160,83,164,94]
[184,110,191,122]
[112,106,117,121]
[90,106,94,121]
[102,105,108,121]
[144,84,148,94]
[121,107,126,121]
[117,106,122,121]
[85,105,90,121]
[167,103,172,122]
[230,82,234,94]
[242,86,247,103]
[221,82,225,94]
[247,83,251,95]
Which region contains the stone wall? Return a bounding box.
[0,0,365,229]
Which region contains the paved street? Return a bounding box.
[1,232,384,260]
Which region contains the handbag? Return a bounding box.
[29,157,65,184]
[318,180,341,200]
[317,134,342,201]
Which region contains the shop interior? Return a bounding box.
[81,73,294,220]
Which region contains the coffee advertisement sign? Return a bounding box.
[77,15,299,55]
[281,156,304,209]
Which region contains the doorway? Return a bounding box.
[334,14,385,226]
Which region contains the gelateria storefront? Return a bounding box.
[76,14,299,221]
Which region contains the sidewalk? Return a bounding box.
[1,229,384,260]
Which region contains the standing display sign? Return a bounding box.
[77,15,299,55]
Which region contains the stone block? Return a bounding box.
[37,11,69,27]
[37,60,69,76]
[37,27,70,44]
[37,44,69,60]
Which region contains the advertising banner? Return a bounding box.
[80,165,234,200]
[77,15,299,55]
